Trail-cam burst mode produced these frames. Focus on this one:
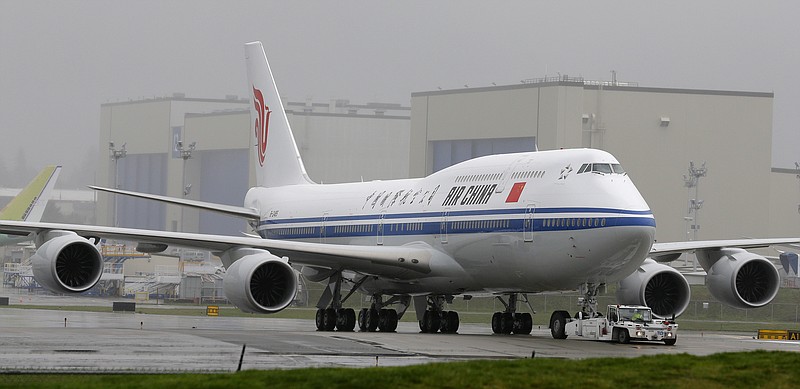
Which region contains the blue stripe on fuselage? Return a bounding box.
[257,207,655,240]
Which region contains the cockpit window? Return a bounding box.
[592,163,613,174]
[577,163,626,175]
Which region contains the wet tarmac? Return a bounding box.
[1,288,799,373]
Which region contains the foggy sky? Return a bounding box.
[2,1,799,188]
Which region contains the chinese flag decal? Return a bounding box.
[505,182,526,203]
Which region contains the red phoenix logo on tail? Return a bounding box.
[253,86,272,166]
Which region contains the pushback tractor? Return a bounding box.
[550,305,677,345]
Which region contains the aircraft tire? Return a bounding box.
[358,308,368,332]
[378,309,398,332]
[518,313,533,335]
[500,312,514,334]
[315,309,325,331]
[336,308,356,332]
[491,312,502,334]
[424,310,441,333]
[323,308,337,331]
[443,311,459,333]
[365,308,380,332]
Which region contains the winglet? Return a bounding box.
[0,165,61,222]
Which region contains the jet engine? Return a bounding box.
[223,249,298,313]
[30,231,104,293]
[617,259,691,318]
[698,248,780,309]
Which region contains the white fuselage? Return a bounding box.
[246,148,656,295]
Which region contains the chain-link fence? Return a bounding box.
[301,282,800,330]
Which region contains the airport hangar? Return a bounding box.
[96,77,800,248]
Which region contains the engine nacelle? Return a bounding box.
[223,250,298,313]
[30,232,103,293]
[617,259,691,318]
[701,248,780,309]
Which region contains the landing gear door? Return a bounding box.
[523,204,535,242]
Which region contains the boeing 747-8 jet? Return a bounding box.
[0,43,795,340]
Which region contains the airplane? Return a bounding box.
[0,165,61,246]
[0,42,797,338]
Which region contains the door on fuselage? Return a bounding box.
[377,211,385,245]
[320,213,328,243]
[523,204,535,242]
[440,210,449,244]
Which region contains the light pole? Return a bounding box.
[177,141,196,232]
[683,161,707,241]
[683,161,707,271]
[795,162,800,214]
[109,141,127,227]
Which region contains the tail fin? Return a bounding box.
[0,165,61,222]
[245,41,313,188]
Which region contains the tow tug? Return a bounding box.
[550,304,678,345]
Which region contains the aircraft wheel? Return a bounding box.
[442,311,459,333]
[365,308,380,332]
[386,309,399,332]
[423,310,441,333]
[491,312,502,334]
[336,308,356,332]
[439,311,450,333]
[522,312,533,334]
[500,312,514,334]
[315,309,325,331]
[358,308,368,332]
[378,309,398,332]
[517,313,533,335]
[421,310,431,333]
[323,308,337,331]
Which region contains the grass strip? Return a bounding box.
[0,351,797,389]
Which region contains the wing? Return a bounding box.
[0,220,431,276]
[649,238,800,262]
[88,185,261,220]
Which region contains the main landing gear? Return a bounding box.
[491,293,534,335]
[417,295,460,334]
[357,295,410,332]
[314,272,360,332]
[313,271,410,332]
